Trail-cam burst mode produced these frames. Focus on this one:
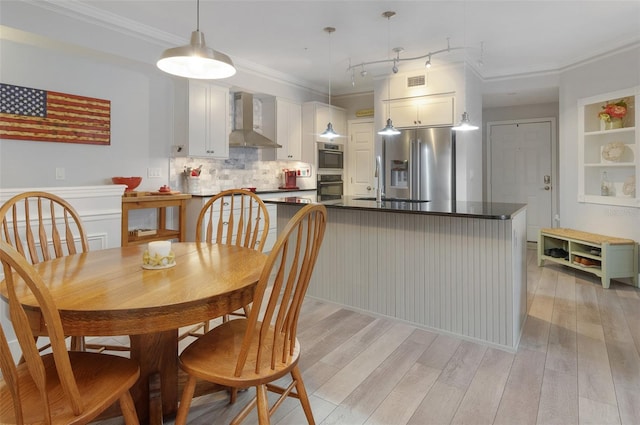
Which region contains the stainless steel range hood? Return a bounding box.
[229,92,281,148]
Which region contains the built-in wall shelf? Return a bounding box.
[578,87,639,207]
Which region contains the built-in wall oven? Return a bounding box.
[317,173,343,200]
[317,142,344,171]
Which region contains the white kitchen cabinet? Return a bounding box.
[301,101,346,164]
[262,98,302,160]
[389,95,454,128]
[578,87,638,207]
[175,81,229,158]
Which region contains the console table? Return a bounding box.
[121,194,192,247]
[538,228,638,288]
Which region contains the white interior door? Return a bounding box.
[489,120,553,241]
[347,121,374,196]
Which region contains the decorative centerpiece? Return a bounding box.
[599,98,627,130]
[143,241,176,269]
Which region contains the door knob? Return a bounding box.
[544,186,550,191]
[366,186,372,191]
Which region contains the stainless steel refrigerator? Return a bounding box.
[383,127,456,200]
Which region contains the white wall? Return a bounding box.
[559,47,640,242]
[0,3,322,192]
[0,37,174,191]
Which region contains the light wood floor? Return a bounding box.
[96,244,640,424]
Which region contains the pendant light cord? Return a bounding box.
[386,13,392,118]
[324,27,336,120]
[196,0,200,31]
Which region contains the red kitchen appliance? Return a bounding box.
[279,169,299,189]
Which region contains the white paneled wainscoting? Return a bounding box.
[0,185,126,251]
[276,205,527,351]
[0,185,125,360]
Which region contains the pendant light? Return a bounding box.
[452,2,478,132]
[378,11,400,136]
[157,0,236,80]
[320,27,340,139]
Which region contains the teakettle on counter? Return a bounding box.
[279,169,298,190]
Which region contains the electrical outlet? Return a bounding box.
[147,168,162,178]
[55,167,65,180]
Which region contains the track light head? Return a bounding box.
[425,54,432,68]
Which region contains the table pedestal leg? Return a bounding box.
[129,330,178,424]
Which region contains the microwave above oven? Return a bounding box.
[317,142,344,170]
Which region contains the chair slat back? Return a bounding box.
[195,189,269,252]
[0,192,89,265]
[0,241,84,423]
[235,204,327,376]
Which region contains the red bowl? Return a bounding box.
[112,176,142,192]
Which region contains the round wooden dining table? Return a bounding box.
[1,242,266,424]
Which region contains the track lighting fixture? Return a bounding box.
[348,32,471,81]
[157,0,236,79]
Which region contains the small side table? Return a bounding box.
[121,193,192,247]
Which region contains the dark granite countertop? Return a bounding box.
[263,194,526,220]
[190,188,316,197]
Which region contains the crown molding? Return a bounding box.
[25,0,322,93]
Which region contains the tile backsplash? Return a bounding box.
[170,148,315,194]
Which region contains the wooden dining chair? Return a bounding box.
[0,241,141,424]
[175,203,327,425]
[0,191,127,352]
[180,189,270,340]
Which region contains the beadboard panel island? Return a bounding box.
[266,196,527,350]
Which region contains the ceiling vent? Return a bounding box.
[407,75,426,88]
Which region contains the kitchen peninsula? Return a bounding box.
[265,195,527,350]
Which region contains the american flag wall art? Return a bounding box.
[0,83,111,145]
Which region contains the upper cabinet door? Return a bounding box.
[390,96,454,128]
[276,99,302,161]
[205,83,229,159]
[177,81,229,158]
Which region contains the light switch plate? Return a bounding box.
[55,167,65,180]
